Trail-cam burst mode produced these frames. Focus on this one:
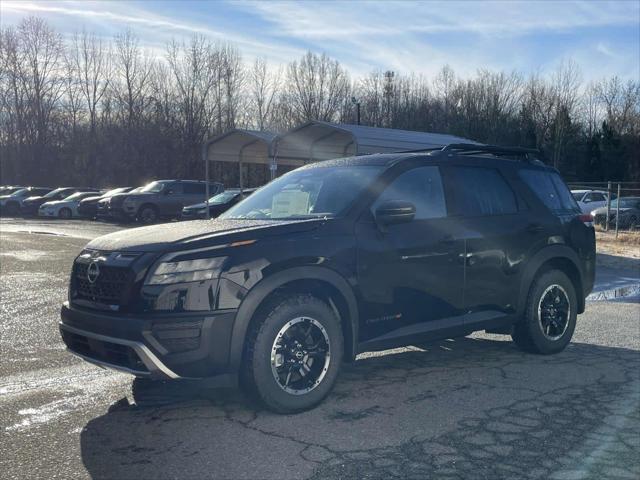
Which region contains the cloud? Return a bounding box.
[0,0,305,64]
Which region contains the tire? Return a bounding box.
[138,204,158,224]
[58,208,72,219]
[512,270,577,355]
[5,202,19,216]
[241,294,343,413]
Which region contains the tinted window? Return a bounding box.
[520,170,560,211]
[588,192,606,202]
[373,166,447,220]
[520,170,579,213]
[448,167,517,216]
[184,183,206,195]
[550,173,580,212]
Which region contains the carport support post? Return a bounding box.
[615,183,621,238]
[203,141,211,220]
[605,181,611,231]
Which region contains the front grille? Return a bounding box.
[62,329,148,373]
[74,262,130,306]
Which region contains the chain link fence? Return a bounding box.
[567,182,640,238]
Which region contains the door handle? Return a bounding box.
[526,223,543,234]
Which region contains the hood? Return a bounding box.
[80,195,102,204]
[184,202,208,210]
[86,218,326,253]
[592,206,633,215]
[43,200,75,207]
[23,196,47,204]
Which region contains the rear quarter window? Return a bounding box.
[519,169,580,214]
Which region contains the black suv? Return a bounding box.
[60,145,595,413]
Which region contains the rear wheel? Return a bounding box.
[241,294,343,413]
[58,208,72,219]
[138,205,158,224]
[5,202,19,216]
[512,270,577,355]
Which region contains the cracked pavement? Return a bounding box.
[1,219,639,479]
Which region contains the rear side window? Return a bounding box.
[373,166,447,220]
[447,166,518,216]
[184,183,205,195]
[519,170,580,214]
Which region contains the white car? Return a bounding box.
[571,189,615,214]
[38,191,100,219]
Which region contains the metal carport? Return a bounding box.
[274,121,480,165]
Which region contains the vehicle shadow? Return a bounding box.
[80,336,640,480]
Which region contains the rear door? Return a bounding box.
[355,165,466,343]
[183,182,207,211]
[443,165,536,321]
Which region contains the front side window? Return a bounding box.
[141,181,170,193]
[448,166,518,216]
[373,166,447,220]
[221,166,382,220]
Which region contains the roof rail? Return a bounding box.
[441,143,541,162]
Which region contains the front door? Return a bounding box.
[356,165,465,344]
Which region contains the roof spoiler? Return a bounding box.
[403,143,542,163]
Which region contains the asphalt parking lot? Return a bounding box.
[1,218,639,480]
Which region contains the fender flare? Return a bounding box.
[517,245,585,317]
[227,266,359,369]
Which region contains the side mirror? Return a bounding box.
[375,200,416,229]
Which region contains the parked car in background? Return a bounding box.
[119,180,224,223]
[39,191,101,219]
[0,187,52,216]
[181,188,257,220]
[571,189,615,214]
[591,197,640,230]
[96,187,143,221]
[21,187,89,216]
[0,186,25,196]
[77,187,132,219]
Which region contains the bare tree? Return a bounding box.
[249,57,280,131]
[286,51,349,123]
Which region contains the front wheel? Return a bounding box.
[512,270,577,355]
[58,208,72,219]
[137,205,158,224]
[241,294,343,413]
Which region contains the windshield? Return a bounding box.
[9,188,28,197]
[208,191,239,205]
[221,166,382,220]
[44,188,69,198]
[140,181,168,193]
[63,192,90,201]
[610,198,640,209]
[572,192,585,201]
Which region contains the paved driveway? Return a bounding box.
[1,219,638,479]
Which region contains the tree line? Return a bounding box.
[1,16,638,188]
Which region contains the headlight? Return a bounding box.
[145,257,225,285]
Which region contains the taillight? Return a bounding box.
[578,213,594,227]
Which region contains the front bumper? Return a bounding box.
[60,302,237,380]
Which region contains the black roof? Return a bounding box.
[301,145,549,171]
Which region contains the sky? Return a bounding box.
[1,0,639,81]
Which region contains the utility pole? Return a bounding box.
[351,97,361,125]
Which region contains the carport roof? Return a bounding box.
[274,121,480,165]
[205,129,277,164]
